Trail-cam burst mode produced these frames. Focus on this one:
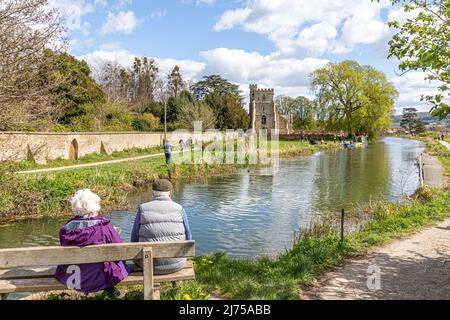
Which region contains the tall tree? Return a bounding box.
[0,0,66,129]
[401,107,420,132]
[41,51,106,125]
[386,0,450,119]
[190,75,243,104]
[292,96,316,129]
[167,65,186,97]
[132,57,159,112]
[311,60,398,138]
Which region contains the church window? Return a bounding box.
[262,115,267,125]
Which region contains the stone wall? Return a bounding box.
[0,131,234,164]
[0,132,167,163]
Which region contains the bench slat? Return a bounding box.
[0,262,194,280]
[0,242,195,269]
[0,264,195,294]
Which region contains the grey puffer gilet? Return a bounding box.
[138,196,186,275]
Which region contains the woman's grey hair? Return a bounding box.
[71,189,101,218]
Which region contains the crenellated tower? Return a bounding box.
[249,84,276,131]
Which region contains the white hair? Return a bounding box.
[71,189,101,218]
[153,190,171,198]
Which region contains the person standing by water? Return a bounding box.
[179,139,184,152]
[164,139,172,166]
[131,179,192,275]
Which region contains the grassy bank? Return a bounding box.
[0,140,340,223]
[8,146,165,172]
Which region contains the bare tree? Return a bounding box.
[0,0,67,127]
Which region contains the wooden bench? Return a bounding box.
[0,241,195,300]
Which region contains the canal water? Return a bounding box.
[0,137,424,258]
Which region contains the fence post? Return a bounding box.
[340,209,345,247]
[418,153,424,187]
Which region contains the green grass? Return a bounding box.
[8,146,165,172]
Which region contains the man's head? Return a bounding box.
[152,179,173,198]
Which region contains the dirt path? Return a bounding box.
[302,218,450,300]
[423,155,448,188]
[16,152,179,175]
[441,140,450,150]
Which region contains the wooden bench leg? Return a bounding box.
[0,294,8,300]
[143,247,155,300]
[154,284,161,300]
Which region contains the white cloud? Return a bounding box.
[214,0,392,57]
[49,0,95,31]
[200,48,328,88]
[100,11,139,35]
[94,0,108,7]
[391,71,441,112]
[182,0,216,6]
[149,10,167,19]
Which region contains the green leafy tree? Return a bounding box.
[414,118,427,133]
[177,100,216,130]
[190,75,243,104]
[40,51,106,125]
[275,95,316,129]
[386,0,450,119]
[311,60,398,138]
[401,107,420,132]
[292,96,316,129]
[132,113,161,132]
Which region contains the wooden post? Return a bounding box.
[418,153,424,187]
[340,209,345,247]
[143,247,154,300]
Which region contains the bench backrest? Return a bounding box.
[0,241,195,269]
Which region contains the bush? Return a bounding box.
[132,113,161,132]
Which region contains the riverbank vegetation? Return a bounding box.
[0,139,340,223]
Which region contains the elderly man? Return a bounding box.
[131,179,192,275]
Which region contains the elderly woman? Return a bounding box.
[54,189,129,293]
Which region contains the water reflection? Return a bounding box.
[0,138,424,259]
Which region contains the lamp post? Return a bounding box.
[164,99,167,140]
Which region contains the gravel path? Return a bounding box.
[441,140,450,150]
[301,218,450,300]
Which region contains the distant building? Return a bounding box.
[249,84,293,133]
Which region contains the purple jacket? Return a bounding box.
[54,216,129,293]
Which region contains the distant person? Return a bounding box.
[163,139,172,166]
[441,134,445,141]
[179,139,184,152]
[131,179,192,275]
[54,189,129,294]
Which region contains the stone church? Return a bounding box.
[249,84,293,133]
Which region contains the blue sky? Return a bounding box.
[55,0,439,114]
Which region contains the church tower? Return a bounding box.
[249,84,276,131]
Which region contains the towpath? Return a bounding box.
[302,217,450,300]
[301,140,449,300]
[17,152,168,175]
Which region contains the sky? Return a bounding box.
[52,0,440,114]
